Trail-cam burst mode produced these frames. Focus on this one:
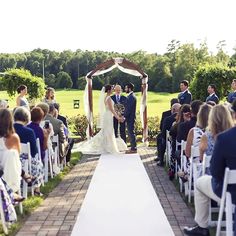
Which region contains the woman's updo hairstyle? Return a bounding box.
[17,85,27,94]
[104,84,112,93]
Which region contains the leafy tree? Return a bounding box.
[190,65,236,101]
[55,71,72,88]
[0,68,45,100]
[45,74,56,87]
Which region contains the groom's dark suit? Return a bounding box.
[111,94,127,143]
[124,92,137,151]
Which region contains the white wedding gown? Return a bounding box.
[76,97,127,154]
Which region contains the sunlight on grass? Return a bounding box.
[0,89,178,118]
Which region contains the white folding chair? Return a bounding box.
[20,142,33,199]
[202,154,211,176]
[216,168,236,236]
[188,145,201,203]
[225,192,235,236]
[165,130,172,167]
[52,135,60,174]
[36,138,45,187]
[179,140,186,192]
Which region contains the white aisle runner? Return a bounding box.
[71,154,174,236]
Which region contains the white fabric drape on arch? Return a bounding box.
[84,58,148,145]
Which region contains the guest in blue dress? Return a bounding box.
[13,107,44,196]
[199,104,234,174]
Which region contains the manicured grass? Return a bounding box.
[0,90,178,118]
[0,152,81,236]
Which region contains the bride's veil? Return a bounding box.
[97,86,106,128]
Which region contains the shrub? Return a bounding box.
[190,65,236,101]
[0,68,45,100]
[69,113,160,141]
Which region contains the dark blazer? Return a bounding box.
[161,113,177,140]
[210,127,236,204]
[227,91,236,103]
[124,92,137,121]
[206,93,219,104]
[58,114,68,128]
[177,116,197,142]
[14,123,38,157]
[178,90,192,105]
[45,114,67,160]
[160,110,172,131]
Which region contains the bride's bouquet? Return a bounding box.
[114,103,125,118]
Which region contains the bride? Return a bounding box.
[76,84,127,154]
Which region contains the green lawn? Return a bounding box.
[0,90,179,118]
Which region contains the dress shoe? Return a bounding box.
[183,225,209,236]
[156,160,164,167]
[125,149,137,154]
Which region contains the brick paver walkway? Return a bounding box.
[16,148,194,236]
[139,147,195,236]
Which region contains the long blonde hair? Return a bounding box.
[196,104,212,130]
[208,104,234,138]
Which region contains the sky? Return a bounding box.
[0,0,236,55]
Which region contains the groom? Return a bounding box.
[111,85,127,143]
[124,83,137,154]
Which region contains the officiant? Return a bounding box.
[111,85,127,143]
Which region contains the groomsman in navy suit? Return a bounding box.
[124,83,137,154]
[205,84,219,104]
[227,79,236,103]
[178,80,192,105]
[111,85,127,143]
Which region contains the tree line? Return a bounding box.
[0,40,236,93]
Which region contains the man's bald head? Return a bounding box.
[114,85,122,95]
[171,103,181,114]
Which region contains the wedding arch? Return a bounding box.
[84,57,148,145]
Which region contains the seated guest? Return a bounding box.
[44,104,68,163]
[170,104,191,154]
[156,98,179,164]
[42,87,56,104]
[13,107,44,196]
[157,102,181,166]
[178,80,192,105]
[27,107,51,162]
[227,79,236,103]
[206,100,216,106]
[0,99,9,109]
[168,104,191,179]
[178,104,212,182]
[159,98,179,131]
[184,107,236,235]
[199,105,234,175]
[205,84,219,104]
[54,103,74,165]
[0,108,23,202]
[177,100,203,142]
[185,104,212,159]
